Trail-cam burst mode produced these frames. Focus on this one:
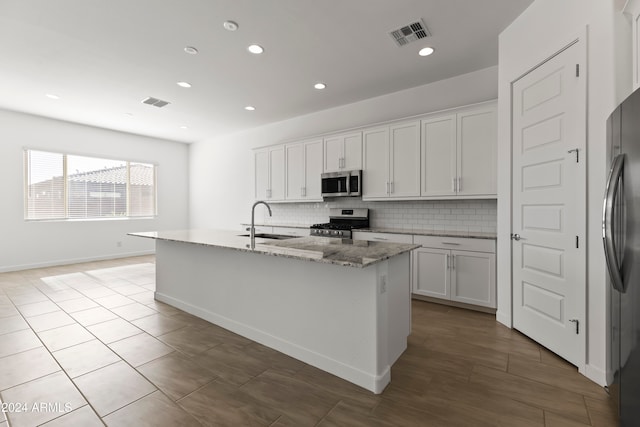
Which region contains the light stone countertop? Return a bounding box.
[356,228,497,240]
[240,223,312,229]
[129,229,419,268]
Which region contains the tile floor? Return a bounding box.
[0,256,618,426]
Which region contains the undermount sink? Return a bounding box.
[237,233,300,240]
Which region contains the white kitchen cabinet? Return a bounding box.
[254,145,285,201]
[285,139,322,201]
[421,103,497,198]
[413,247,450,299]
[323,132,362,172]
[412,235,496,308]
[362,120,420,200]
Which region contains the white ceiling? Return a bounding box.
[0,0,533,143]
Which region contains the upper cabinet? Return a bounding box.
[254,145,285,201]
[323,132,362,172]
[421,103,497,198]
[285,140,323,201]
[362,120,421,200]
[253,100,497,202]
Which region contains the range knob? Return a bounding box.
[323,230,330,235]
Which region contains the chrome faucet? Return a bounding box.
[249,200,272,249]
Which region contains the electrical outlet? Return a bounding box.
[379,275,387,294]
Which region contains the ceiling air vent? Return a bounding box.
[389,19,431,47]
[141,97,170,108]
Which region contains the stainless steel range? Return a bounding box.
[310,208,369,239]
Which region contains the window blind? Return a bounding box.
[24,149,157,220]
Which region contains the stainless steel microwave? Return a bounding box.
[321,170,362,197]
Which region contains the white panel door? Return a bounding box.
[269,146,285,201]
[412,248,450,299]
[457,107,497,196]
[286,144,304,200]
[304,140,323,200]
[255,149,269,200]
[512,40,586,367]
[421,115,457,197]
[451,250,496,308]
[390,121,421,198]
[343,132,363,171]
[324,136,343,172]
[363,127,390,199]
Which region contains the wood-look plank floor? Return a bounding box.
[0,256,618,426]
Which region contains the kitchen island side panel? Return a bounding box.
[154,239,410,393]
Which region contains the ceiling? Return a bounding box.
[0,0,533,143]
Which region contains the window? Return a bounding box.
[24,149,157,220]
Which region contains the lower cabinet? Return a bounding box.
[412,236,496,308]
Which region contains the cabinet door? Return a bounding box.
[323,136,343,172]
[255,149,269,200]
[285,144,304,200]
[304,140,323,200]
[269,146,285,201]
[421,115,457,196]
[390,121,421,198]
[412,247,450,299]
[362,127,390,199]
[450,250,496,308]
[343,132,363,170]
[457,107,497,196]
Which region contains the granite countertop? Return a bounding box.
[129,229,419,268]
[356,228,497,240]
[240,223,312,229]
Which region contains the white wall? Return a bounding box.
[0,109,189,272]
[190,66,499,230]
[497,0,633,386]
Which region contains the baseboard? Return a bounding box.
[0,250,155,273]
[584,363,609,387]
[156,291,390,394]
[496,310,511,328]
[411,294,497,314]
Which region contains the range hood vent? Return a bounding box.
[141,97,170,108]
[389,19,431,47]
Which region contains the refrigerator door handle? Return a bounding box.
[603,153,625,293]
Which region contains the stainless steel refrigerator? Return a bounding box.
[604,87,640,425]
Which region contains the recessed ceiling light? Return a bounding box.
[125,113,133,117]
[418,47,435,57]
[314,83,326,90]
[223,20,239,31]
[247,44,264,55]
[177,81,192,88]
[244,106,256,111]
[180,125,188,129]
[45,93,60,100]
[184,46,198,55]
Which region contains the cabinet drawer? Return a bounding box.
[272,226,309,237]
[413,235,495,253]
[352,231,413,244]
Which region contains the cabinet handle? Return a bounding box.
[386,182,390,194]
[373,237,388,241]
[452,254,455,269]
[452,177,457,192]
[390,182,394,194]
[446,254,450,269]
[458,177,462,192]
[442,242,460,246]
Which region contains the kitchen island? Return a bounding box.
[129,229,418,393]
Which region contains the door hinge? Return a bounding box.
[569,319,579,334]
[576,236,579,248]
[576,64,580,77]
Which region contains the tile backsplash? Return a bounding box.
[263,199,497,233]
